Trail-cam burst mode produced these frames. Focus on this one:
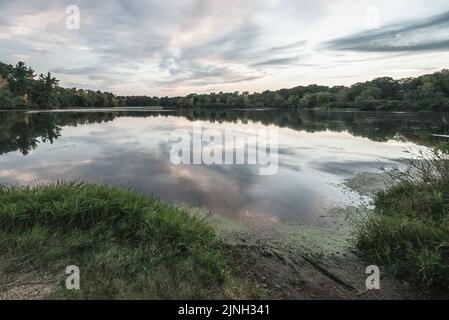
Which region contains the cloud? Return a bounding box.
[251,57,302,67]
[1,1,448,94]
[265,40,307,53]
[326,10,449,52]
[0,0,315,91]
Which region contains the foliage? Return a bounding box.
[0,182,234,299]
[125,70,449,111]
[0,61,125,109]
[2,59,448,112]
[8,61,35,98]
[0,89,19,109]
[353,144,449,293]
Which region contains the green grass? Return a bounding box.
[353,145,449,293]
[0,181,243,299]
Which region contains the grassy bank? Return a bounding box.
[0,182,246,299]
[1,181,425,300]
[353,145,449,294]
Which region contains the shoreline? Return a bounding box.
[0,176,423,300]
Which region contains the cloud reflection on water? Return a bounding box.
[0,109,440,225]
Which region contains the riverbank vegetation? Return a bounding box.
[0,182,247,299]
[2,60,449,111]
[354,144,449,294]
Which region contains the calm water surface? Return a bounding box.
[1,108,447,225]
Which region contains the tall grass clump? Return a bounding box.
[0,182,233,299]
[354,143,449,293]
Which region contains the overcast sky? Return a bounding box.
[1,0,448,96]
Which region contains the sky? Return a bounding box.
[0,0,448,96]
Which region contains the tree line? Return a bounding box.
[0,61,125,109]
[125,70,449,111]
[2,60,448,111]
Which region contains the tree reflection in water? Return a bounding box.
[1,109,448,156]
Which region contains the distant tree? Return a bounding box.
[431,69,449,97]
[9,62,35,97]
[355,87,383,109]
[0,89,19,109]
[273,93,287,108]
[32,72,59,107]
[0,62,13,80]
[370,77,401,99]
[0,75,8,90]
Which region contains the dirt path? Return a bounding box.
[0,260,55,300]
[235,244,420,300]
[209,205,423,300]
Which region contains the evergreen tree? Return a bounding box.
[9,61,35,97]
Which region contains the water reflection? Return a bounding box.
[0,108,447,224]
